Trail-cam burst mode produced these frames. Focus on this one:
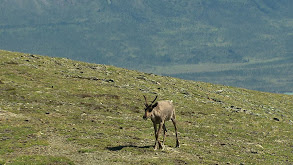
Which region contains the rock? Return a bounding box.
[105,79,114,82]
[181,91,189,95]
[207,97,222,103]
[256,144,264,149]
[29,54,39,59]
[137,76,147,80]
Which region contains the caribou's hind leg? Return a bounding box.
[162,123,167,148]
[153,123,158,150]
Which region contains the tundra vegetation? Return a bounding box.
[0,50,293,164]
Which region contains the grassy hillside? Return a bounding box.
[0,0,293,93]
[0,50,293,164]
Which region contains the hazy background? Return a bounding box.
[0,0,292,93]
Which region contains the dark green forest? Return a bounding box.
[0,0,292,93]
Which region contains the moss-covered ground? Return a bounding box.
[0,50,292,164]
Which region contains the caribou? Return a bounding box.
[143,95,179,150]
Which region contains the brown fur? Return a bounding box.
[143,96,179,150]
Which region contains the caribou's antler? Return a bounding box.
[143,95,148,106]
[151,95,158,105]
[143,95,158,107]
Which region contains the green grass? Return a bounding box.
[0,124,48,154]
[7,155,74,165]
[0,50,293,164]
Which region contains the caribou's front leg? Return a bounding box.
[156,122,164,149]
[171,118,180,148]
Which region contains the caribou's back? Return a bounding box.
[153,100,175,122]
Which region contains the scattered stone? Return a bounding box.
[137,76,147,80]
[29,54,39,59]
[105,79,114,83]
[207,97,222,103]
[69,75,101,81]
[181,91,190,95]
[5,61,19,65]
[256,144,264,149]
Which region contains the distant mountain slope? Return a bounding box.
[1,50,293,164]
[0,0,292,93]
[155,57,293,93]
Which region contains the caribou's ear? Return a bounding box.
[152,102,158,109]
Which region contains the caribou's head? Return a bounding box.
[143,95,158,120]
